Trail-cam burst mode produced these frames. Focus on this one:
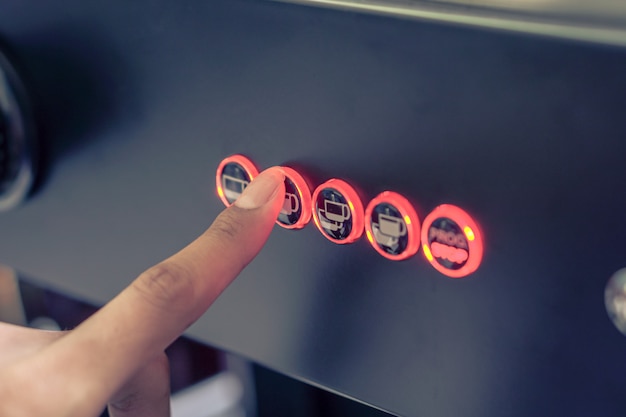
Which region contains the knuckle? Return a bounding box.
[207,209,246,246]
[108,353,170,415]
[109,391,142,414]
[133,262,196,312]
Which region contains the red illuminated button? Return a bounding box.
[276,166,312,230]
[421,205,483,278]
[311,179,364,244]
[216,154,259,207]
[364,191,420,261]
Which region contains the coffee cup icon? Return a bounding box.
[222,174,250,201]
[372,214,406,247]
[378,214,406,238]
[318,199,351,231]
[281,192,300,215]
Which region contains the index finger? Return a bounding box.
[18,167,285,416]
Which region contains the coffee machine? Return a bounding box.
[1,1,625,415]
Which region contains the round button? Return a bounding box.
[215,154,259,207]
[421,205,483,278]
[311,179,364,244]
[364,191,420,261]
[276,166,312,230]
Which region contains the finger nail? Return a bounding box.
[235,168,284,209]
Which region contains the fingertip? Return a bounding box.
[234,167,285,210]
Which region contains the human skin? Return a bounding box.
[0,167,285,417]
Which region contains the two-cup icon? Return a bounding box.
[222,174,250,202]
[318,199,351,231]
[311,179,364,244]
[281,193,300,216]
[372,213,407,247]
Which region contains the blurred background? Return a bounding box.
[0,264,392,417]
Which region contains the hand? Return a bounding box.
[0,167,285,417]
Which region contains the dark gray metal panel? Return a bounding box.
[1,1,625,416]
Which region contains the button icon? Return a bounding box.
[276,167,312,230]
[421,205,483,278]
[282,193,299,215]
[312,179,364,244]
[364,191,420,261]
[216,155,259,207]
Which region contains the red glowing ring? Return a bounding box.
[364,191,420,261]
[421,204,483,278]
[311,179,364,244]
[215,154,260,207]
[276,166,312,230]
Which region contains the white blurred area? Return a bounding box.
[1,264,252,417]
[171,372,246,417]
[606,268,626,336]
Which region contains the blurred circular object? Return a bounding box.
[0,48,37,211]
[29,316,61,331]
[605,268,626,336]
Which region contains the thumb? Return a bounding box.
[32,167,285,415]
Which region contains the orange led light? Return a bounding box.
[215,154,260,207]
[364,191,420,261]
[276,166,312,230]
[311,179,364,244]
[423,244,434,261]
[421,204,484,278]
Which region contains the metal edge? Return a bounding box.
[273,0,626,47]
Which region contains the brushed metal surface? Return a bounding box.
[0,1,625,415]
